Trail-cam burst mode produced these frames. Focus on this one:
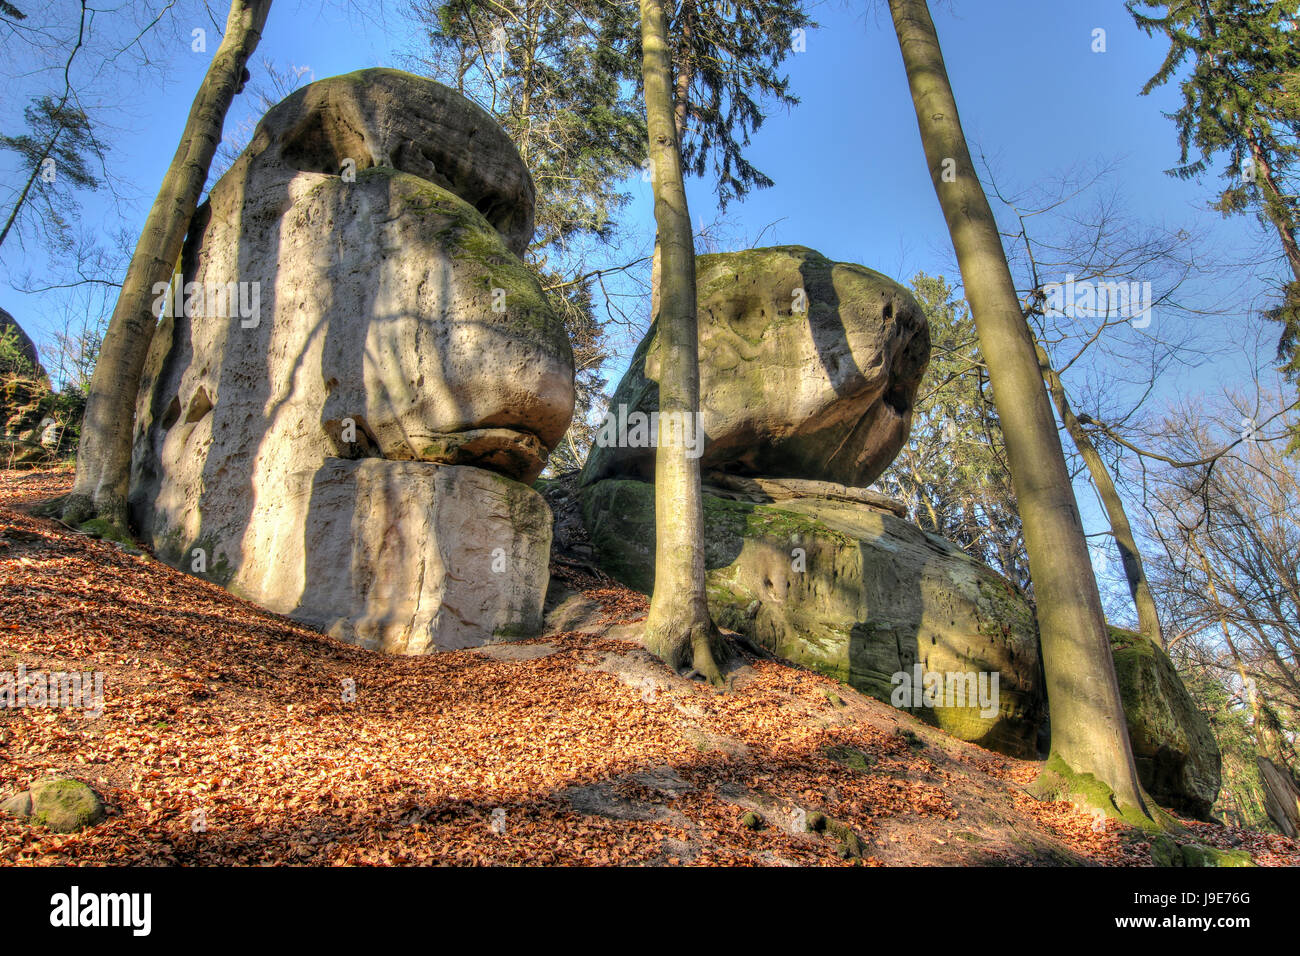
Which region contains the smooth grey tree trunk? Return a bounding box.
[889,0,1149,817]
[64,0,272,528]
[638,0,724,683]
[1035,342,1163,646]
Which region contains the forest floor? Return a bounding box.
[2,466,1297,866]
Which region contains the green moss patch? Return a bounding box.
[78,518,137,550]
[1150,835,1254,867]
[1032,752,1172,831]
[25,778,106,833]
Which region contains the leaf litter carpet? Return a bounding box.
[1,467,1296,866]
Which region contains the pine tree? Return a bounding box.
[411,0,648,254]
[1129,1,1300,402]
[656,0,812,209]
[0,96,103,253]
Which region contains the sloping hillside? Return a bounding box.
[2,468,1296,866]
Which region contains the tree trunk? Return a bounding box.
[1257,756,1300,838]
[1247,135,1300,284]
[673,0,695,145]
[638,0,725,683]
[889,0,1149,817]
[63,0,272,528]
[0,127,61,251]
[1035,341,1163,645]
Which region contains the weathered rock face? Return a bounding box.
[130,69,570,653]
[582,478,1045,757]
[1109,628,1222,819]
[256,68,537,257]
[240,460,551,652]
[0,308,56,464]
[581,246,930,488]
[0,307,44,378]
[1,377,54,464]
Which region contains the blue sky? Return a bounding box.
[1,0,1291,622]
[2,0,1277,332]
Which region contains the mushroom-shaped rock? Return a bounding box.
[129,70,571,654]
[581,246,930,489]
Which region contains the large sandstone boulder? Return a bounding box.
[580,246,930,488]
[1109,627,1221,819]
[581,478,1045,757]
[245,460,551,652]
[130,69,571,653]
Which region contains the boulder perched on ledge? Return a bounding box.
[581,246,930,489]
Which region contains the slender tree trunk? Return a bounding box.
[63,0,272,528]
[0,0,89,251]
[0,128,61,250]
[1035,342,1163,645]
[638,0,724,683]
[889,0,1149,816]
[1247,135,1300,284]
[645,0,695,353]
[673,0,695,145]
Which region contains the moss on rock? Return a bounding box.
[78,518,137,550]
[581,477,1044,758]
[7,778,108,833]
[1108,626,1222,820]
[1032,752,1176,831]
[1150,834,1254,867]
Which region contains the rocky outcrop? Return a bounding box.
[1109,627,1222,819]
[581,477,1044,758]
[130,69,571,653]
[581,246,930,488]
[575,250,1049,755]
[0,307,44,379]
[1,377,55,464]
[1,309,58,466]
